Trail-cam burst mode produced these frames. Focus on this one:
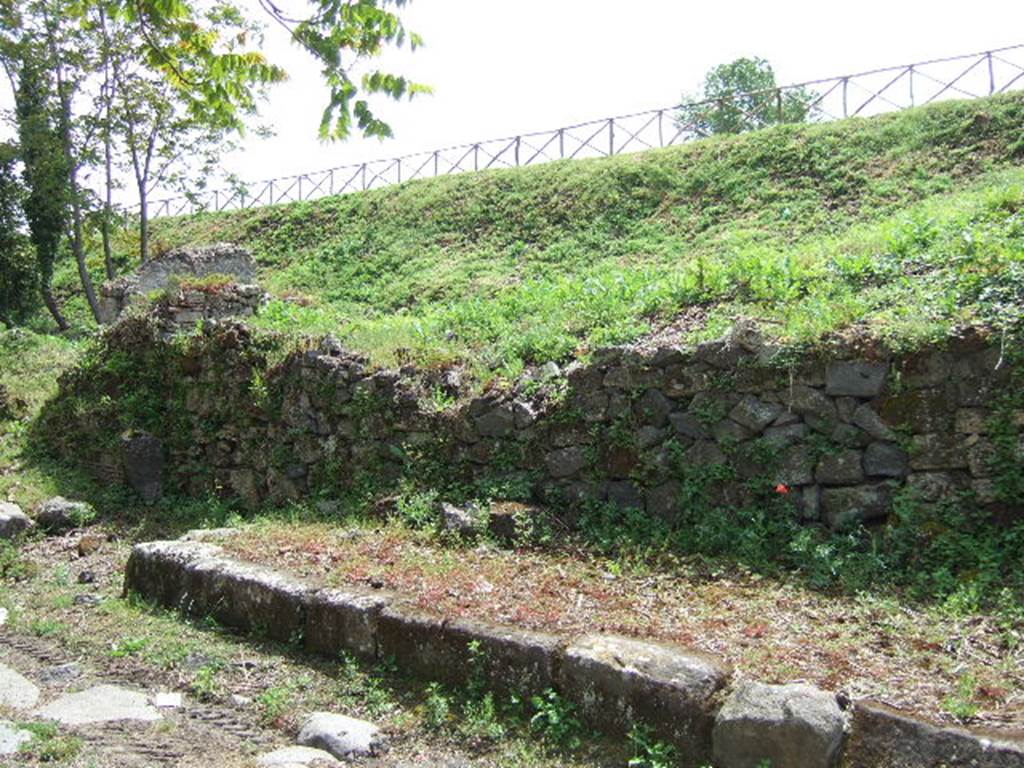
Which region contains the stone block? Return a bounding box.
[825,361,888,398]
[729,396,784,433]
[184,555,311,642]
[121,432,163,503]
[787,385,837,431]
[0,502,32,540]
[815,450,865,485]
[955,408,990,435]
[712,681,845,768]
[909,433,969,471]
[851,404,896,441]
[306,587,391,661]
[670,412,711,440]
[863,442,909,479]
[445,618,562,698]
[544,446,588,478]
[635,389,673,427]
[123,540,225,610]
[822,483,895,529]
[375,606,453,681]
[558,635,730,765]
[777,445,814,486]
[475,404,516,438]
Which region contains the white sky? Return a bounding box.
[1,0,1022,204]
[226,0,1022,190]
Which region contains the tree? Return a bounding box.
[0,142,37,327]
[113,0,429,140]
[9,49,71,331]
[677,57,817,137]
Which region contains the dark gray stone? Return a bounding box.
[646,481,680,519]
[636,389,673,427]
[830,423,871,448]
[846,701,1024,767]
[851,404,896,441]
[714,419,753,443]
[712,681,846,768]
[475,404,516,438]
[0,502,31,540]
[122,432,163,503]
[910,433,969,471]
[815,450,865,485]
[787,385,837,429]
[607,481,644,510]
[763,422,808,448]
[729,396,783,433]
[863,442,909,479]
[544,446,588,478]
[778,445,814,486]
[306,587,391,661]
[669,412,710,440]
[35,497,93,533]
[825,361,888,397]
[686,441,727,467]
[906,472,964,502]
[822,483,895,529]
[440,501,481,536]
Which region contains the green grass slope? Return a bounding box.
[151,93,1024,379]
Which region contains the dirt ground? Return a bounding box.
[0,529,618,768]
[221,519,1024,732]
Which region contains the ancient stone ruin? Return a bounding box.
[45,312,1021,531]
[98,243,264,328]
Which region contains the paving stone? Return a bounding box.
[0,720,32,756]
[297,712,385,759]
[34,684,161,725]
[0,662,40,710]
[256,746,341,766]
[713,681,845,768]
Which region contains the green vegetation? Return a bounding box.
[144,93,1024,380]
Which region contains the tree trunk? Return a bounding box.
[69,185,101,324]
[102,131,115,279]
[41,282,69,331]
[139,191,149,263]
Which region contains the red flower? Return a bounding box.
[775,483,790,494]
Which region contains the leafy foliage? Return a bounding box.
[676,56,816,136]
[0,143,37,326]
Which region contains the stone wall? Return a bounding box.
[99,243,258,324]
[45,316,1023,527]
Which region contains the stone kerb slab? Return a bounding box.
[845,702,1024,768]
[123,541,1024,766]
[559,634,730,765]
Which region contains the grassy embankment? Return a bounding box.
[135,93,1024,381]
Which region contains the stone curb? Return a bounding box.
[123,541,1024,767]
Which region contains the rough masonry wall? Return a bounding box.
[45,317,1023,528]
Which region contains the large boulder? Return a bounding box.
[712,681,846,768]
[121,432,163,503]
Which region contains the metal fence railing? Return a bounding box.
[150,44,1024,219]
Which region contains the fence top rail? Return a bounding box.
[150,43,1024,215]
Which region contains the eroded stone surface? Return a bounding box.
[846,701,1024,767]
[712,681,846,768]
[0,720,32,756]
[558,634,730,764]
[34,684,161,725]
[256,745,341,767]
[0,662,40,710]
[297,713,385,759]
[35,497,92,533]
